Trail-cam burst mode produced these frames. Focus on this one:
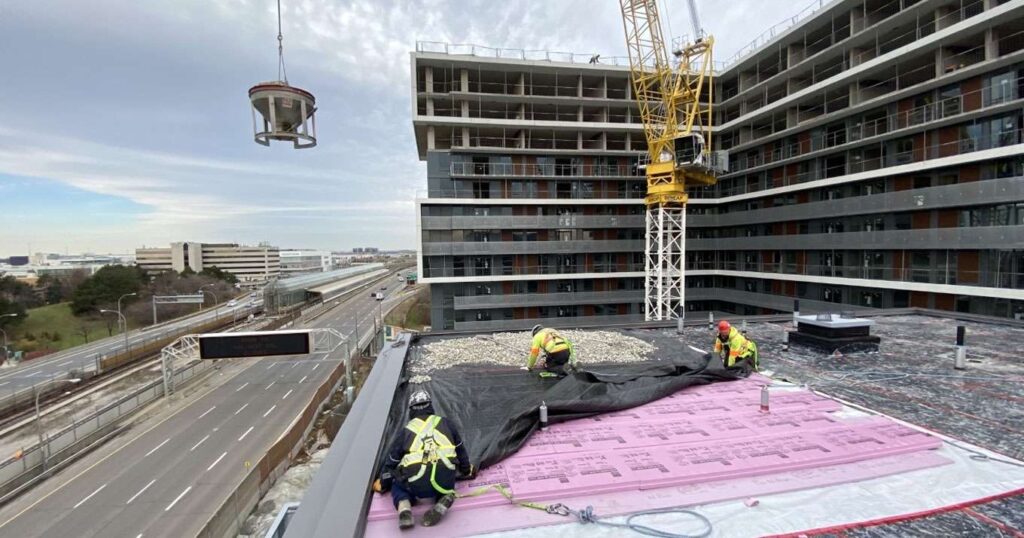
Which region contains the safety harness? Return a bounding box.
[399,415,458,494]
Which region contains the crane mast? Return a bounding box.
[619,0,719,321]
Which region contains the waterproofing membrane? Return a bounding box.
[382,331,747,471]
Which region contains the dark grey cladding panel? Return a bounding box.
[426,151,453,179]
[284,334,410,538]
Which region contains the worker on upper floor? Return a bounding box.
[526,324,576,377]
[714,320,759,372]
[373,390,474,529]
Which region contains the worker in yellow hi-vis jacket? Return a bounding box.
[714,320,759,372]
[373,390,475,529]
[526,325,576,377]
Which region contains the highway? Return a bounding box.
[0,300,259,400]
[0,277,410,537]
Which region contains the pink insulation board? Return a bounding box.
[366,379,944,534]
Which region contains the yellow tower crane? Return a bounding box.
[619,0,723,321]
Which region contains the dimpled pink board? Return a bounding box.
[366,379,942,526]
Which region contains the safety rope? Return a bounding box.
[458,484,713,538]
[276,0,288,83]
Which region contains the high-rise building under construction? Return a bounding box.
[414,0,1024,331]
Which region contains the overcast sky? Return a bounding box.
[0,0,806,256]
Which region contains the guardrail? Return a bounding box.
[0,306,258,416]
[0,359,214,502]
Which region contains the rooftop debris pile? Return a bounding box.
[412,329,657,378]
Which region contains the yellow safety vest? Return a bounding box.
[399,415,458,493]
[714,328,758,368]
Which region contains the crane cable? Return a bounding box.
[277,0,289,83]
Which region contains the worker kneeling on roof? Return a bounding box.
[714,320,759,373]
[374,390,475,530]
[526,324,576,378]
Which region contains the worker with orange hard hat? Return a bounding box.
[714,320,759,372]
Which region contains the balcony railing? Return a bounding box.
[421,215,645,230]
[454,290,643,309]
[418,184,646,200]
[700,128,1024,199]
[451,162,640,178]
[420,263,645,279]
[726,78,1024,174]
[454,313,643,331]
[416,41,631,67]
[688,262,1024,290]
[422,239,644,256]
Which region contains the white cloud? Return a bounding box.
[1,0,806,255]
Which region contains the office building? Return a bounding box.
[135,242,280,286]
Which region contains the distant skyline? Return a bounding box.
[1,0,812,257]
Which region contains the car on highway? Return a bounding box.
[227,300,238,307]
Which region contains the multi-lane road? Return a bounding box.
[0,277,409,537]
[0,300,259,399]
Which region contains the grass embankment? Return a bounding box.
[384,286,430,331]
[5,303,111,354]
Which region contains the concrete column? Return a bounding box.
[849,82,860,107]
[577,75,583,98]
[425,67,434,93]
[600,77,607,98]
[578,105,584,122]
[461,127,470,147]
[625,131,631,151]
[460,69,469,92]
[519,103,526,121]
[985,28,999,60]
[516,73,525,95]
[427,126,436,150]
[935,48,945,78]
[787,107,799,129]
[577,131,583,150]
[461,100,469,117]
[426,98,434,115]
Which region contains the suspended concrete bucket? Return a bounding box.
[249,81,317,149]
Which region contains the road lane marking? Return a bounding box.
[299,375,308,384]
[198,406,216,419]
[190,434,210,451]
[58,361,73,367]
[311,364,320,371]
[234,403,249,415]
[262,405,276,418]
[164,486,192,511]
[125,479,156,505]
[238,426,255,441]
[206,452,227,471]
[0,334,256,532]
[235,382,249,392]
[73,484,107,509]
[144,438,170,458]
[281,389,293,400]
[0,382,7,388]
[291,363,299,369]
[266,363,275,369]
[265,381,275,390]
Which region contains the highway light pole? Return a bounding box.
[100,309,130,359]
[1,313,19,359]
[199,285,220,320]
[36,377,81,472]
[116,292,137,333]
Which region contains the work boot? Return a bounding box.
[421,494,455,527]
[397,500,414,530]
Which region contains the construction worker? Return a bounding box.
[373,390,474,529]
[714,320,759,372]
[526,324,575,377]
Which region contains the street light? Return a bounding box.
[0,313,19,362]
[36,377,81,471]
[199,285,220,319]
[100,309,129,359]
[116,292,137,334]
